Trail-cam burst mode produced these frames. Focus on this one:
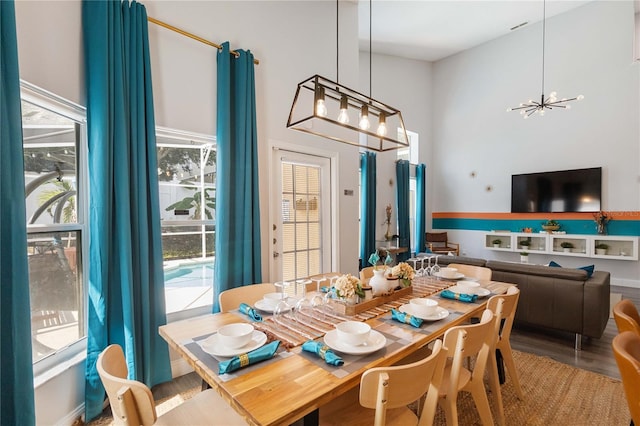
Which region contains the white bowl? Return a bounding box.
[410,298,438,317]
[335,321,371,346]
[457,280,481,294]
[217,323,255,349]
[439,267,458,278]
[262,292,285,307]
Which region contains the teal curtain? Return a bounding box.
[360,152,377,268]
[214,42,262,312]
[415,163,426,254]
[0,2,36,424]
[396,160,410,262]
[82,1,171,420]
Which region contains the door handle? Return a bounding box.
[273,252,280,258]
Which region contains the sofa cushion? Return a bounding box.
[548,260,595,278]
[435,255,486,267]
[486,260,587,281]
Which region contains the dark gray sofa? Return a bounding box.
[436,255,611,348]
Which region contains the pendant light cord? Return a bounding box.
[336,0,339,83]
[369,0,372,97]
[541,0,546,97]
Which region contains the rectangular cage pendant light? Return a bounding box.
[286,75,409,152]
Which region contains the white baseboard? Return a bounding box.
[56,403,84,426]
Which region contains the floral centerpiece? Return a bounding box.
[593,211,610,235]
[334,274,364,304]
[391,262,415,287]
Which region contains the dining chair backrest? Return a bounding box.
[439,309,496,426]
[218,283,277,312]
[486,286,524,402]
[359,266,376,283]
[613,299,640,335]
[447,263,492,281]
[487,286,520,342]
[97,344,157,425]
[612,331,640,425]
[359,339,448,426]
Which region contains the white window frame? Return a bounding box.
[21,81,89,379]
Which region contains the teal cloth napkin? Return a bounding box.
[239,302,262,321]
[302,340,344,366]
[218,340,280,374]
[391,308,423,328]
[440,289,478,303]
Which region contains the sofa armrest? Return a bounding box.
[582,270,610,338]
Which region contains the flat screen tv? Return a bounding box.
[511,167,602,213]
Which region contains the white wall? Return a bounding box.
[144,0,363,276]
[430,1,640,285]
[432,1,638,213]
[359,52,432,244]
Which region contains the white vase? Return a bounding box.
[520,255,528,263]
[596,248,607,255]
[369,269,388,297]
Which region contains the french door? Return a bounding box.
[271,150,332,284]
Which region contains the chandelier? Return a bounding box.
[508,0,583,118]
[287,0,409,151]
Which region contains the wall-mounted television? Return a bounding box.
[511,167,602,213]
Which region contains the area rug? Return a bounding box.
[86,350,629,426]
[431,350,630,426]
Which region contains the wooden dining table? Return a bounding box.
[159,276,514,426]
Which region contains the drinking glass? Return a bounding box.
[431,255,441,275]
[294,297,314,323]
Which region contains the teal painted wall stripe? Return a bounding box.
[432,218,640,236]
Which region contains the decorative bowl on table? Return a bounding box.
[409,298,438,317]
[335,321,371,346]
[217,323,255,349]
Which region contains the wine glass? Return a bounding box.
[294,297,314,323]
[310,276,327,293]
[431,255,441,276]
[273,298,293,330]
[274,281,291,301]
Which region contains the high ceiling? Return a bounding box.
[357,0,595,61]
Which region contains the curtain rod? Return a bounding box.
[147,16,260,65]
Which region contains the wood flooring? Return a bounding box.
[510,285,639,380]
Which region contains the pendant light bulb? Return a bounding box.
[337,95,349,124]
[359,105,370,130]
[376,112,387,137]
[315,86,328,117]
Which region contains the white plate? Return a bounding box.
[399,304,450,321]
[433,271,465,280]
[448,285,491,298]
[324,329,387,355]
[254,299,292,313]
[198,330,267,357]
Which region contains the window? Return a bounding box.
[397,129,419,164]
[156,127,216,315]
[22,81,87,366]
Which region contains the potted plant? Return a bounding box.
[560,241,574,252]
[520,251,529,263]
[519,239,531,250]
[595,243,609,255]
[542,219,560,233]
[492,239,502,248]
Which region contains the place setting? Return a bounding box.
[432,266,466,281]
[448,281,491,297]
[323,321,387,355]
[397,297,450,322]
[198,323,269,358]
